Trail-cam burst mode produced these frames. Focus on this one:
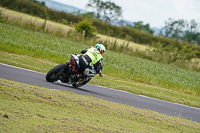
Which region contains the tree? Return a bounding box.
[159,18,185,41]
[102,1,122,22]
[86,0,104,19]
[125,21,154,34]
[133,21,154,34]
[30,0,45,6]
[75,20,96,37]
[74,11,95,19]
[81,12,95,19]
[86,0,122,22]
[160,18,200,45]
[183,19,200,45]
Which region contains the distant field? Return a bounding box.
[97,34,148,51]
[0,7,149,51]
[0,7,73,35]
[1,78,200,132]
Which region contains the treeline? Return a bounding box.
[1,0,200,59]
[160,18,200,45]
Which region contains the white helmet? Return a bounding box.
[95,44,105,55]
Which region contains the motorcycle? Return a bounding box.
[46,54,103,88]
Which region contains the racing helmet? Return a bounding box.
[95,44,105,55]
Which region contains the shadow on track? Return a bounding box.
[45,80,110,98]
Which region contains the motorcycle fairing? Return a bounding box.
[71,54,80,68]
[70,54,81,74]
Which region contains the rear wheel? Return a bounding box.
[46,64,68,82]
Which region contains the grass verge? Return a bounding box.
[0,78,200,132]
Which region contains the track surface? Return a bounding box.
[0,63,200,123]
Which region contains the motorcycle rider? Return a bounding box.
[47,44,106,86]
[79,43,105,78]
[64,43,105,80]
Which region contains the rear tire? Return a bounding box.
[46,64,68,82]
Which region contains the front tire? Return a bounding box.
[46,64,68,82]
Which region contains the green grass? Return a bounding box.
[1,40,200,108]
[0,22,200,108]
[1,22,200,93]
[1,78,200,132]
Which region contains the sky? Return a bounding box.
[51,0,200,28]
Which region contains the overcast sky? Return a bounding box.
[52,0,200,28]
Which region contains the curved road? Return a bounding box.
[0,63,200,123]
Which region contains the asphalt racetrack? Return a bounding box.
[0,63,200,123]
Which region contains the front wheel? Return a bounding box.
[46,64,68,82]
